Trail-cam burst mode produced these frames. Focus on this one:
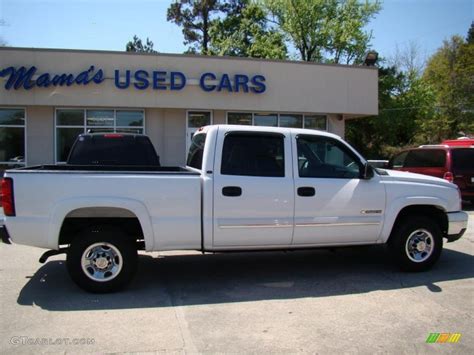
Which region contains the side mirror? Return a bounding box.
[361,162,374,179]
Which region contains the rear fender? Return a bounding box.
[48,197,154,250]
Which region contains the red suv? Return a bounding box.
[389,145,474,204]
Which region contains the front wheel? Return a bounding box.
[388,217,443,272]
[66,227,137,293]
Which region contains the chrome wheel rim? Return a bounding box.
[405,229,434,263]
[81,242,123,282]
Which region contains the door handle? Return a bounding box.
[297,186,315,197]
[222,186,242,197]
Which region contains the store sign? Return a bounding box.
[0,65,266,94]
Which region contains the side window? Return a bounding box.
[187,133,207,169]
[404,149,446,168]
[392,151,408,168]
[296,135,362,178]
[221,133,285,177]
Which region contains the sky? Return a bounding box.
[0,0,472,62]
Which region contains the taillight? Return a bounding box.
[1,178,15,216]
[443,171,454,183]
[103,134,123,138]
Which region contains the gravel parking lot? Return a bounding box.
[1,208,473,354]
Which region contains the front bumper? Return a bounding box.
[446,211,468,242]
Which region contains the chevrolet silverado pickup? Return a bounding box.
[1,125,468,293]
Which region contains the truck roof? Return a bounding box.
[197,124,342,140]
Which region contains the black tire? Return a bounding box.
[66,226,137,293]
[388,216,443,272]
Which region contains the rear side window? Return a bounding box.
[187,133,207,170]
[404,149,446,168]
[68,135,160,165]
[452,149,474,171]
[221,133,284,177]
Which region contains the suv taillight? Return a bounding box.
[1,178,15,216]
[443,171,454,183]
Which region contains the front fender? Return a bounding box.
[48,197,154,251]
[380,195,448,243]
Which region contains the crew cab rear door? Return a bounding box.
[212,128,294,247]
[292,133,385,245]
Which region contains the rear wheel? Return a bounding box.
[66,227,137,293]
[389,217,443,272]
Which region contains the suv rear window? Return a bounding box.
[404,149,446,168]
[452,149,474,171]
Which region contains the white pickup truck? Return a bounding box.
[1,125,468,293]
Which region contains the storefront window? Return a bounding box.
[228,112,252,125]
[254,113,278,127]
[188,111,211,128]
[86,110,114,127]
[57,109,83,125]
[279,114,303,128]
[227,112,327,130]
[55,109,145,162]
[304,115,327,130]
[0,108,26,171]
[116,110,144,127]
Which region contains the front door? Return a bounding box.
[186,111,212,156]
[292,133,385,245]
[213,129,294,247]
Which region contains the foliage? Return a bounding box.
[125,35,157,53]
[422,35,474,140]
[348,25,474,160]
[167,0,225,54]
[388,41,425,77]
[209,0,287,59]
[346,67,437,159]
[467,21,474,44]
[263,0,381,63]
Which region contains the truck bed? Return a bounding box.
[4,166,202,251]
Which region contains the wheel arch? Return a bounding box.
[48,197,154,251]
[386,204,448,244]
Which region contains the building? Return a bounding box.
[0,47,378,169]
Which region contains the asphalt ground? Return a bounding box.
[1,206,473,354]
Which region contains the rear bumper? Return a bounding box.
[446,211,468,242]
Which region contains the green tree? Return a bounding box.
[167,0,224,54]
[467,21,473,44]
[346,67,436,158]
[263,0,380,63]
[209,0,287,59]
[126,35,157,53]
[423,35,474,140]
[326,0,381,64]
